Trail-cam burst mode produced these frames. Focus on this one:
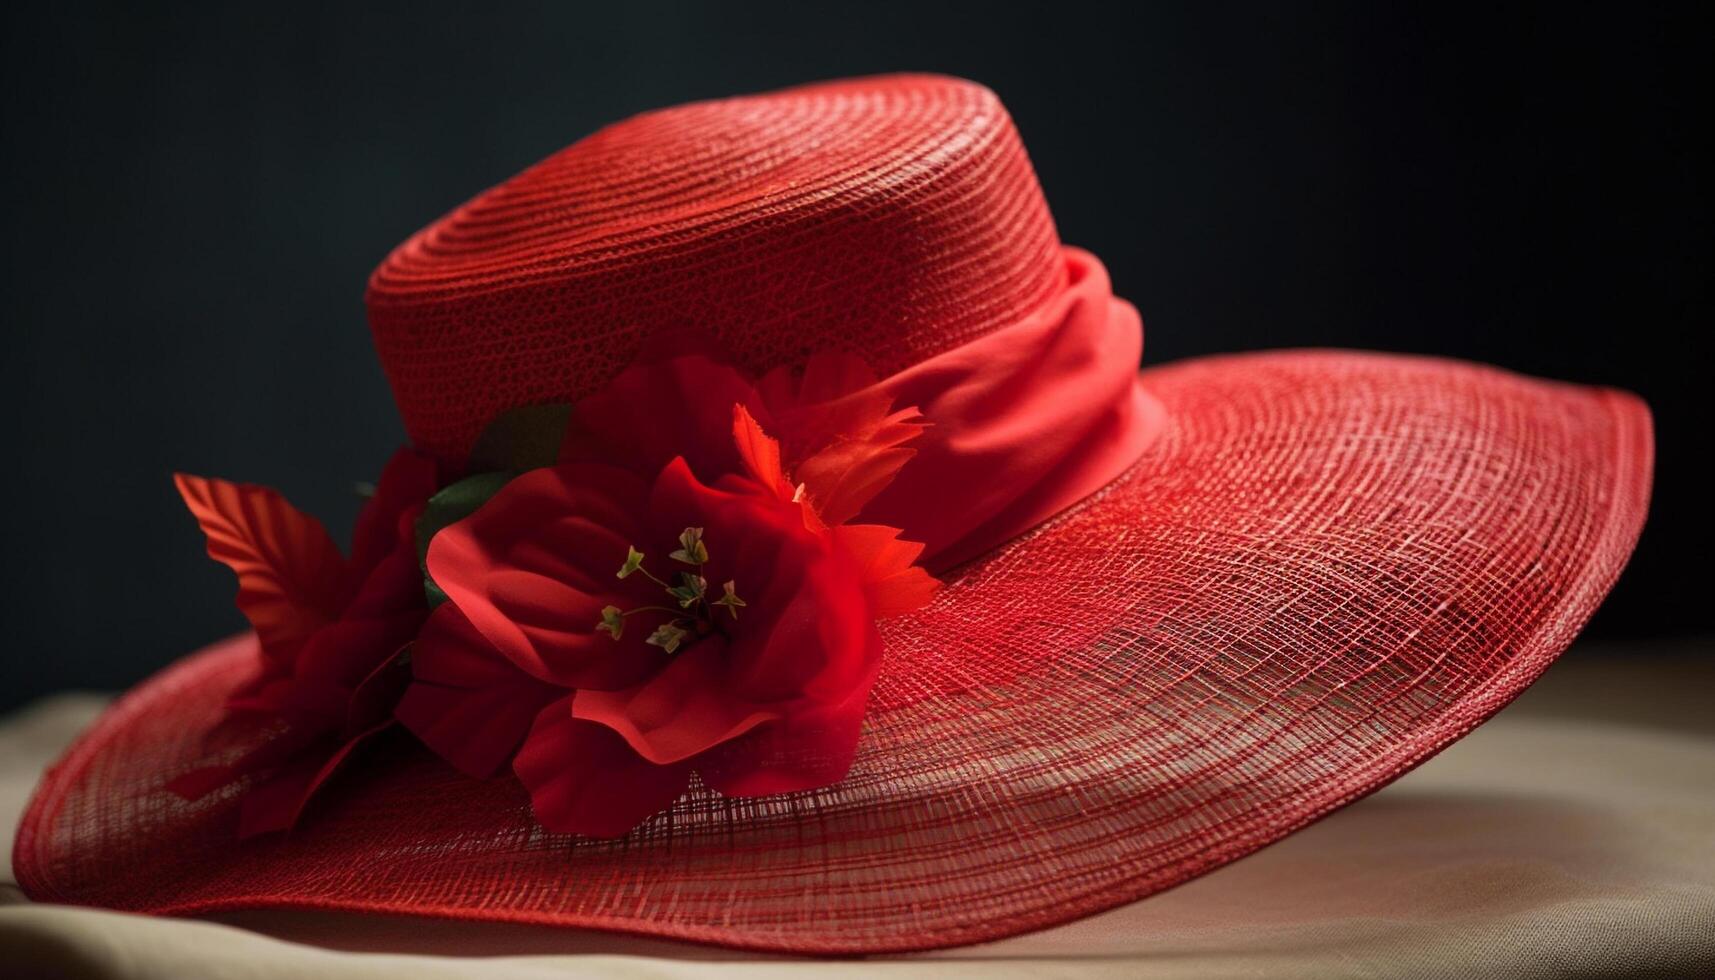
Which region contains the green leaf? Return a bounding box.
[645,623,688,654]
[711,580,746,619]
[467,403,572,473]
[669,526,708,565]
[617,546,646,579]
[667,573,707,608]
[415,470,517,607]
[596,605,625,641]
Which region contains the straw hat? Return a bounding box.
[14,74,1652,953]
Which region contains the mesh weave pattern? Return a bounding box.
[367,74,1063,462]
[14,350,1652,953]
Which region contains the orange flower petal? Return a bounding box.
[830,524,941,617]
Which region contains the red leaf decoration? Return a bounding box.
[168,653,411,838]
[234,732,370,839]
[174,474,350,662]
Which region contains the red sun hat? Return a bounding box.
[14,74,1652,953]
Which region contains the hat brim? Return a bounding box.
[14,349,1652,953]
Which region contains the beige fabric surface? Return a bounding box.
[3,643,1712,979]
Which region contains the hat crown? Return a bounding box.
[366,74,1063,461]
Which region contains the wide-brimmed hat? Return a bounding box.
[14,74,1652,954]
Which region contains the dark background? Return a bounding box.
[2,3,1708,711]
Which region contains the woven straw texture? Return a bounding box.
[15,349,1651,953]
[367,74,1062,463]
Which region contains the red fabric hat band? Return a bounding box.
[862,247,1165,569]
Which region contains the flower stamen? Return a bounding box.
[598,531,744,652]
[712,580,746,619]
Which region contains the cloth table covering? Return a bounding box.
[3,644,1712,979]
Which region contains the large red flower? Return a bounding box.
[397,347,938,837]
[169,448,439,837]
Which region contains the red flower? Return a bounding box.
[397,347,938,837]
[169,449,438,837]
[558,342,929,526]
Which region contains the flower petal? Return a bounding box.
[396,603,563,778]
[830,524,941,617]
[426,463,666,690]
[294,534,430,704]
[342,644,413,741]
[344,531,432,621]
[292,610,422,697]
[731,403,790,499]
[651,457,879,701]
[348,448,440,579]
[793,431,920,526]
[572,641,781,766]
[696,633,878,798]
[757,351,878,416]
[759,352,928,523]
[514,697,692,838]
[559,353,770,484]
